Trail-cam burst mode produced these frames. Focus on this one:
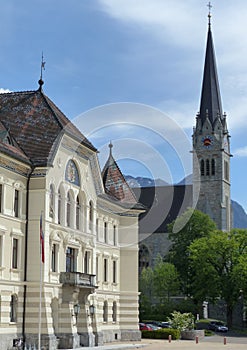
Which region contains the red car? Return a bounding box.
[139,322,152,331]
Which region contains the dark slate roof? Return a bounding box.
[133,185,193,234]
[199,22,223,125]
[102,144,141,205]
[0,89,96,166]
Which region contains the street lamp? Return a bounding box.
[89,304,95,317]
[73,303,80,321]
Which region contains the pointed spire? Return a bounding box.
[102,143,137,203]
[198,4,223,125]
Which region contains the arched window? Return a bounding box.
[104,222,107,243]
[211,159,215,176]
[112,301,117,322]
[14,189,19,217]
[224,161,229,181]
[139,245,150,272]
[200,159,205,176]
[76,196,80,230]
[103,301,108,322]
[206,159,210,176]
[66,192,71,227]
[58,188,61,225]
[49,184,55,218]
[10,294,17,322]
[65,160,80,186]
[89,201,93,231]
[96,219,99,240]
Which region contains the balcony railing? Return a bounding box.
[60,272,96,288]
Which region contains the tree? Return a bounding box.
[139,266,154,320]
[153,255,180,303]
[189,229,247,328]
[167,208,216,294]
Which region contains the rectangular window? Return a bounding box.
[14,190,19,217]
[51,244,57,272]
[96,256,99,281]
[113,225,117,246]
[84,251,89,274]
[103,258,108,282]
[66,247,76,272]
[113,260,117,284]
[12,238,18,269]
[104,222,107,243]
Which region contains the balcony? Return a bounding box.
[60,272,97,288]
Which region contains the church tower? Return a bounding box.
[193,8,232,231]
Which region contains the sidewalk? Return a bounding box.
[67,335,247,350]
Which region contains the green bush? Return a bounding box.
[141,328,180,340]
[167,311,194,331]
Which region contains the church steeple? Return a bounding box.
[198,8,223,126]
[192,5,231,232]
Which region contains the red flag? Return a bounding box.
[40,214,45,263]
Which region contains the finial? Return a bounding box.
[109,141,113,156]
[38,52,46,90]
[207,2,212,27]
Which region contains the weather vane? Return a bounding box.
[40,52,46,81]
[38,52,46,89]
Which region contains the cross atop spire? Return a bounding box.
[207,2,212,27]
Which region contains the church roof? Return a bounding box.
[0,88,96,166]
[199,18,223,125]
[133,184,193,234]
[102,143,139,204]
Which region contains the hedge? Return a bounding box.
[142,328,180,340]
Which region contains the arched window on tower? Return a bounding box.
[200,159,205,176]
[139,244,150,272]
[206,159,210,176]
[224,160,229,181]
[211,159,215,176]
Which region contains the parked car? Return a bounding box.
[139,323,152,331]
[147,320,171,328]
[161,321,172,328]
[146,323,161,330]
[208,321,228,332]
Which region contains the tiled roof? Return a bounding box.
[0,89,96,166]
[102,143,139,205]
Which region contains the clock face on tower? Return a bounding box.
[201,135,213,149]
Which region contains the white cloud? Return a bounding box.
[233,146,247,157]
[0,88,11,93]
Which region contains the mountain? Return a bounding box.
[125,175,169,188]
[232,200,247,229]
[125,174,247,229]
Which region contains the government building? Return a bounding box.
[0,82,144,349]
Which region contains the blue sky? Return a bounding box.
[0,0,247,212]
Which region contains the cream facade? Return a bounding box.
[0,88,143,349]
